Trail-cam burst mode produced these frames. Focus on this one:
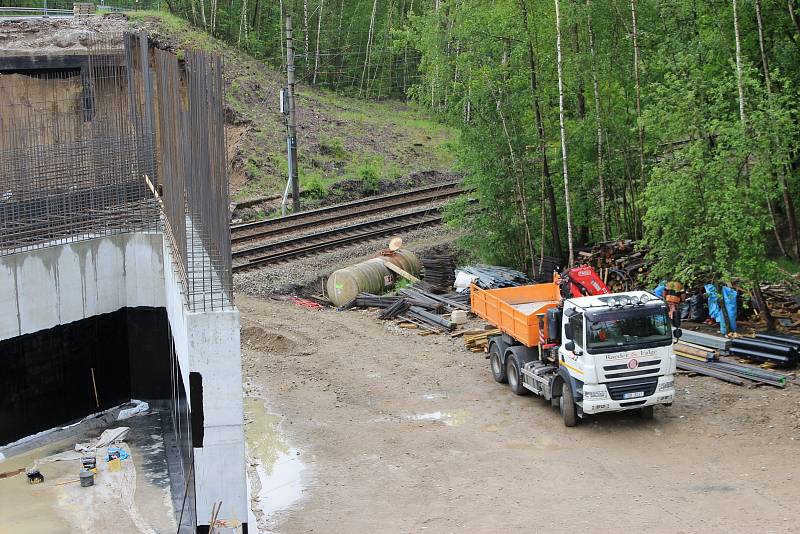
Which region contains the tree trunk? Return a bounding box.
[587,0,608,241]
[360,0,378,96]
[304,0,310,67]
[757,1,800,257]
[497,97,538,278]
[518,0,563,258]
[752,284,775,331]
[755,0,771,94]
[555,0,575,266]
[631,0,646,189]
[251,0,261,31]
[238,0,248,46]
[732,0,747,125]
[313,0,324,84]
[198,0,207,29]
[789,0,800,36]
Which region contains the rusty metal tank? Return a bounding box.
[326,249,421,306]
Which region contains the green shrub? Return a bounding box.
[318,134,347,161]
[358,160,381,195]
[303,172,328,199]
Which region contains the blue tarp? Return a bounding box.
[653,282,666,298]
[704,284,737,334]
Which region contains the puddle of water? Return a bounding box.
[244,397,306,520]
[423,392,448,400]
[375,410,470,427]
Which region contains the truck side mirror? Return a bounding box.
[564,340,575,352]
[673,328,682,340]
[564,323,574,341]
[672,311,681,328]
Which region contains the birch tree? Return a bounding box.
[631,0,645,190]
[555,0,575,266]
[313,0,324,84]
[587,0,608,240]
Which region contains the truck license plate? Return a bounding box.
[623,391,645,399]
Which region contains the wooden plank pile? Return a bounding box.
[462,329,501,352]
[758,281,800,331]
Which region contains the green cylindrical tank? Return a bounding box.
[326,249,421,306]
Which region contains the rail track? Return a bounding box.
[230,181,460,246]
[232,207,444,271]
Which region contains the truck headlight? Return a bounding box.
[657,379,674,391]
[583,389,607,400]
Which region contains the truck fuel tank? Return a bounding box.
[547,307,562,342]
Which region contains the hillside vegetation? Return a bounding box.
[136,1,800,290]
[129,11,455,218]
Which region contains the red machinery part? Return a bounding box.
[561,266,610,298]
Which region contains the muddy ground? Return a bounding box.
[239,295,800,533]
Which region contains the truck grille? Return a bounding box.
[606,376,659,401]
[603,359,661,380]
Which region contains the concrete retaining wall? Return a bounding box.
[0,233,165,341]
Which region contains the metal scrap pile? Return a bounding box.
[340,287,470,334]
[456,265,530,289]
[675,329,798,387]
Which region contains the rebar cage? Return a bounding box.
[0,32,233,311]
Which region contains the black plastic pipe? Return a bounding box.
[730,337,797,357]
[729,347,794,366]
[754,333,800,350]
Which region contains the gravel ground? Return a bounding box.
[233,224,464,297]
[238,296,800,533]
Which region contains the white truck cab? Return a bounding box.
[559,291,677,418]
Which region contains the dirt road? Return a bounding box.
[239,295,800,533]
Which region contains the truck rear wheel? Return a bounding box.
[560,381,578,427]
[489,345,507,383]
[506,354,528,396]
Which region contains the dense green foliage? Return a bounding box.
[163,0,423,98]
[155,0,799,285]
[406,0,800,286]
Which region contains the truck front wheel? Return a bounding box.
[560,381,578,427]
[489,345,507,383]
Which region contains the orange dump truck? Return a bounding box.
[470,282,562,347]
[470,279,679,426]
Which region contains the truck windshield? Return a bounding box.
[586,307,671,352]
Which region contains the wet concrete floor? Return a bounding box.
[0,409,177,533]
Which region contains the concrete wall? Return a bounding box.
[0,233,165,341]
[162,239,247,527]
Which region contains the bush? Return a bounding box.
[358,160,381,195]
[318,134,347,161]
[302,172,328,200]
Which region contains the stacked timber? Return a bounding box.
[463,329,501,352]
[758,281,800,332]
[576,240,652,292]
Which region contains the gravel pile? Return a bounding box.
[233,225,464,298]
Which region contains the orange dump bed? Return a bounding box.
[470,283,561,348]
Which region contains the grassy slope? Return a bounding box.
[128,12,455,207]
